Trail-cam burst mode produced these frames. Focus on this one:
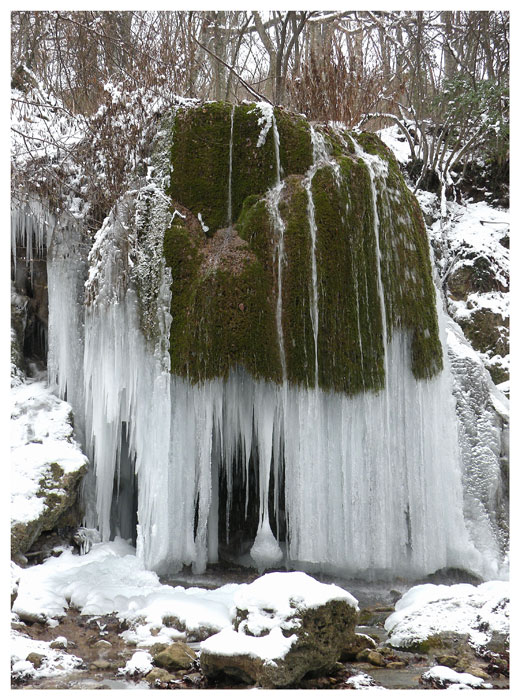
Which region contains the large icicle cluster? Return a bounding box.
[42,102,506,580]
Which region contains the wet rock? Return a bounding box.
[357,606,394,626]
[487,631,509,655]
[92,639,112,649]
[26,653,45,669]
[366,650,386,667]
[465,665,491,681]
[340,633,376,661]
[152,641,197,671]
[436,654,459,668]
[50,637,68,650]
[17,609,49,626]
[149,642,169,656]
[386,661,407,670]
[145,667,176,687]
[91,659,112,670]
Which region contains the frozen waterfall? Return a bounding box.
[36,110,506,582]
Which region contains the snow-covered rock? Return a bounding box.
[200,571,360,687]
[12,539,240,637]
[421,665,492,689]
[118,650,153,677]
[385,580,509,654]
[11,375,88,557]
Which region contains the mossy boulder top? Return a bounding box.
[155,101,442,393]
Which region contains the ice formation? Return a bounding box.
[21,105,507,580]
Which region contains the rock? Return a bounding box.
[366,650,386,667]
[487,631,509,655]
[149,642,169,656]
[465,665,491,681]
[200,571,358,688]
[50,637,68,650]
[92,639,112,648]
[91,659,111,670]
[145,668,176,687]
[153,641,197,671]
[386,661,407,670]
[436,654,459,668]
[357,606,394,626]
[26,653,45,669]
[340,633,377,661]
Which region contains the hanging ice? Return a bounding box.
[40,103,507,581]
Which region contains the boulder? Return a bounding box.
[152,641,196,671]
[200,571,358,688]
[145,667,175,687]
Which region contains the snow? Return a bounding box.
[345,672,385,690]
[11,377,88,526]
[422,665,492,689]
[378,125,411,164]
[385,580,509,650]
[201,626,297,662]
[250,101,275,148]
[233,571,358,637]
[428,197,509,382]
[118,650,153,676]
[197,212,209,232]
[12,539,241,637]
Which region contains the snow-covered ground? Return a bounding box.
[11,539,509,682]
[11,630,84,683]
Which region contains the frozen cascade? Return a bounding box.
[40,108,506,581]
[71,190,484,576]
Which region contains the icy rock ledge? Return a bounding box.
[200,571,363,688]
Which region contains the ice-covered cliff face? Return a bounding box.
[40,102,507,579]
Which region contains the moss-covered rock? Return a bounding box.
[200,596,359,688]
[152,641,197,671]
[159,102,444,392]
[11,461,87,558]
[168,102,313,236]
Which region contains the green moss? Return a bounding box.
[278,176,315,386]
[168,102,313,235]
[274,108,313,176]
[236,195,274,275]
[164,207,281,383]
[163,105,443,390]
[313,162,385,393]
[168,102,232,234]
[188,261,281,383]
[163,218,203,376]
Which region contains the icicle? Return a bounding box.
[249,382,282,570]
[41,115,503,581]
